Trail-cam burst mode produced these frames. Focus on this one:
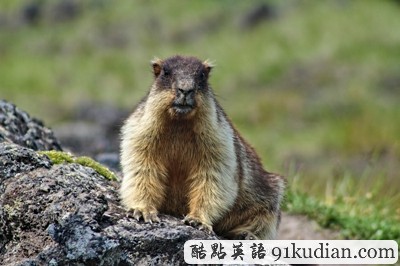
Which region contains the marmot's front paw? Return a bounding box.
[236,231,258,240]
[183,215,213,232]
[127,207,160,223]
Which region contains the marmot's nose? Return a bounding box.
[177,88,194,97]
[176,88,195,106]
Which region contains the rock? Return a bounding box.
[53,121,109,156]
[21,2,42,24]
[21,0,80,24]
[53,103,130,160]
[0,100,62,151]
[53,103,129,173]
[50,0,80,22]
[95,152,121,174]
[72,103,130,129]
[240,3,277,29]
[0,142,52,181]
[0,101,217,265]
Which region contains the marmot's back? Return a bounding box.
[120,55,285,239]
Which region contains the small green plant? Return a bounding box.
[40,150,74,164]
[75,156,119,181]
[39,150,119,181]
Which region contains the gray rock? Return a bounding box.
[53,103,130,159]
[0,100,62,151]
[95,152,121,174]
[0,142,52,182]
[240,3,277,29]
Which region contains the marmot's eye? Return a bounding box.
[163,68,170,77]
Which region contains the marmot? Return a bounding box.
[120,55,285,240]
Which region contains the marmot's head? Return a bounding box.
[150,55,213,119]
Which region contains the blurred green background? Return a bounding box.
[1,0,399,231]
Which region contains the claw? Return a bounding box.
[230,230,258,240]
[241,231,257,240]
[133,209,143,221]
[143,212,160,223]
[128,208,160,223]
[183,216,212,232]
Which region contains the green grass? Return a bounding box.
[284,190,400,243]
[1,0,399,242]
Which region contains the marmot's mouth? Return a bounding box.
[172,103,194,115]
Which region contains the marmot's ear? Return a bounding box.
[151,57,163,78]
[203,59,214,75]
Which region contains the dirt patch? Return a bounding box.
[278,212,341,240]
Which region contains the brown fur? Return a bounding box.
[120,55,285,239]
